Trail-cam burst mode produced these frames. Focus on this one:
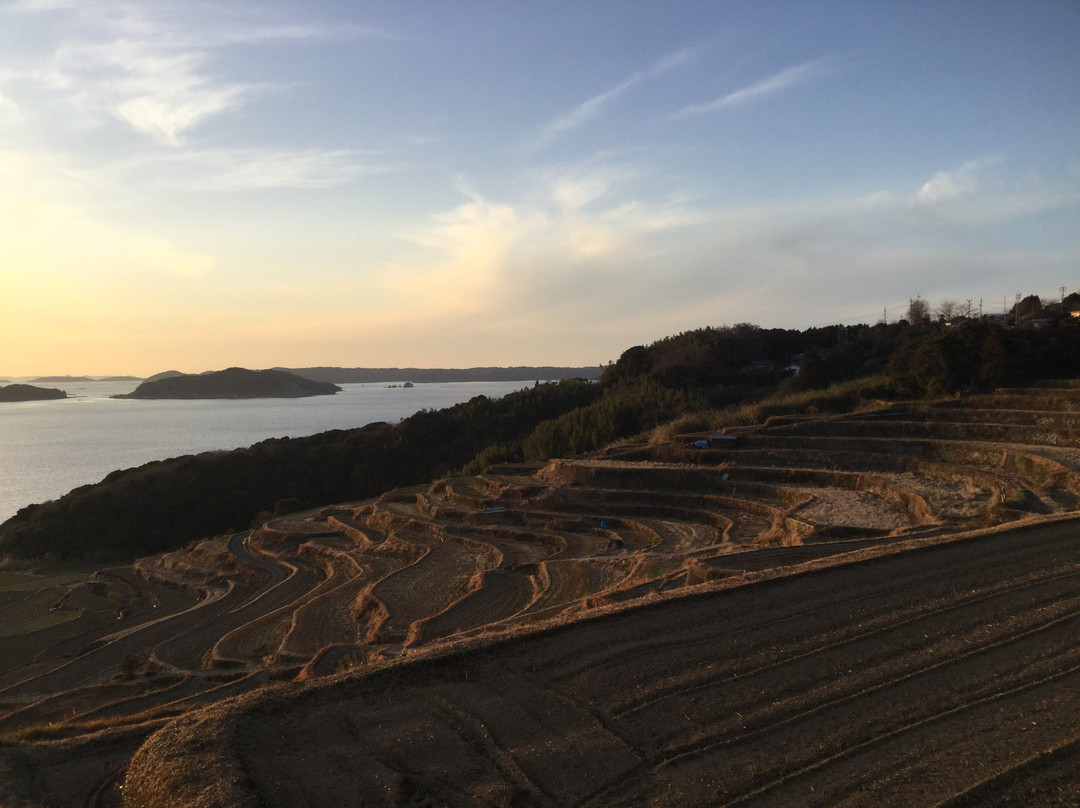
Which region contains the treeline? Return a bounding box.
[520,317,1080,460]
[4,316,1079,562]
[887,319,1080,396]
[602,318,1080,400]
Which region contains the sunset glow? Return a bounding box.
[1,1,1077,377]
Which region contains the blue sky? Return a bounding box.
[1,0,1077,376]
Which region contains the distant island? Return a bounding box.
[114,368,341,399]
[277,365,603,384]
[29,375,143,382]
[0,384,67,402]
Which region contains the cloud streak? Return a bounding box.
[531,46,697,149]
[0,2,395,144]
[672,58,839,118]
[128,147,403,191]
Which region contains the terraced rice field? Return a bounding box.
[3,384,1080,807]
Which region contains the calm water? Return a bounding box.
[0,379,533,524]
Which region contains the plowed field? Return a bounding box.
[126,516,1080,808]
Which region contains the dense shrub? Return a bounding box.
[887,320,1080,396]
[523,377,698,461]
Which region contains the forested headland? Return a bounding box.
[0,384,66,402]
[115,367,341,399]
[3,308,1079,563]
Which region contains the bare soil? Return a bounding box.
[125,516,1080,808]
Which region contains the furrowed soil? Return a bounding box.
[126,517,1080,808]
[3,384,1080,807]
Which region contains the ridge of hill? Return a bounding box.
[2,382,1080,806]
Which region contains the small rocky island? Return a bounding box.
[0,384,67,402]
[114,368,341,399]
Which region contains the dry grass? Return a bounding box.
[650,374,897,442]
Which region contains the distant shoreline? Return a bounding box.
[2,366,603,385]
[277,366,604,384]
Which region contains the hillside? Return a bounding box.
[2,382,1080,806]
[114,368,341,399]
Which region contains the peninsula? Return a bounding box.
[114,367,341,399]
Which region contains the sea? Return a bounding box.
[0,378,536,525]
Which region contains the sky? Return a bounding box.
[0,0,1078,377]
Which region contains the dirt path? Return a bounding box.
[125,515,1080,807]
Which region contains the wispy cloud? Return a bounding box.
[0,5,400,215]
[0,2,395,145]
[672,58,839,118]
[373,156,1080,352]
[0,89,21,122]
[381,163,704,323]
[531,46,698,149]
[916,155,1004,205]
[128,147,402,191]
[212,22,401,46]
[536,161,644,212]
[4,0,80,10]
[381,195,531,317]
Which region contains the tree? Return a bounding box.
[978,327,1010,389]
[798,349,829,389]
[906,297,931,326]
[1011,295,1043,325]
[935,299,967,322]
